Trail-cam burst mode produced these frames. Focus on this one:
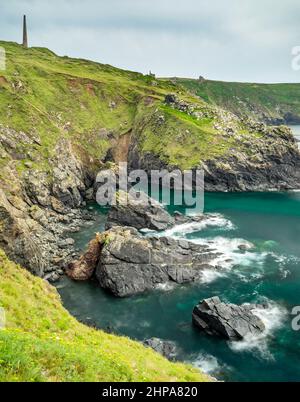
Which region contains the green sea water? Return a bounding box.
[57,191,300,382]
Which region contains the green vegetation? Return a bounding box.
[0,249,210,382]
[175,78,300,122]
[133,103,235,169]
[0,40,261,175]
[1,40,298,383]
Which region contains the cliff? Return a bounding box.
[175,78,300,125]
[0,40,300,277]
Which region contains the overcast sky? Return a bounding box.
[1,0,300,83]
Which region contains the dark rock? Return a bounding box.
[85,187,94,200]
[143,338,177,360]
[192,297,266,340]
[238,243,253,251]
[58,238,75,249]
[165,94,178,104]
[128,112,300,192]
[106,190,175,231]
[44,272,60,283]
[96,226,220,297]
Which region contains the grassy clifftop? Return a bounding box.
[0,249,210,382]
[0,41,267,175]
[0,41,162,174]
[176,78,300,124]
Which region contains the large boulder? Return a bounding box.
[96,226,219,297]
[192,297,266,340]
[106,190,175,231]
[143,338,177,361]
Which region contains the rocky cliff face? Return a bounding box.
[128,96,300,192]
[0,129,97,278]
[1,41,300,278]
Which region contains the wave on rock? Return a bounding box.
[161,213,236,238]
[229,299,288,359]
[192,352,231,378]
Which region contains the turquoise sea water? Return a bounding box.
[57,191,300,382]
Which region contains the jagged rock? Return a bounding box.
[50,139,87,208]
[0,182,93,278]
[192,297,266,340]
[58,238,75,249]
[106,191,175,231]
[96,226,220,297]
[24,171,51,207]
[128,98,300,192]
[143,338,177,360]
[164,94,192,113]
[66,235,103,281]
[29,205,48,226]
[165,94,178,105]
[50,197,66,214]
[85,187,94,201]
[44,272,60,283]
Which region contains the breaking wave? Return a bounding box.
[191,236,262,270]
[162,213,236,238]
[192,353,232,377]
[155,282,177,292]
[192,353,220,374]
[229,300,288,360]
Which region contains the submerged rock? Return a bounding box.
[96,226,220,297]
[106,190,175,231]
[192,297,266,341]
[143,338,178,360]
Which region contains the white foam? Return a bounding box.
[279,267,291,279]
[200,269,226,284]
[191,236,257,270]
[192,353,220,374]
[140,228,154,234]
[161,213,236,238]
[229,300,288,360]
[155,282,176,292]
[192,353,231,377]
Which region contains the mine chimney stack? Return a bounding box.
[23,15,28,48]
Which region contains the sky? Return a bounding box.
[1,0,300,83]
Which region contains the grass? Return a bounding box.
[175,78,300,122]
[0,40,265,176]
[1,40,296,383]
[0,249,211,382]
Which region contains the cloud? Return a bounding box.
[0,0,300,82]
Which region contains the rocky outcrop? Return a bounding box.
[23,139,94,209]
[106,190,175,231]
[96,226,220,297]
[0,129,98,278]
[143,338,177,360]
[203,124,300,192]
[192,297,266,340]
[66,234,102,281]
[0,185,95,279]
[128,97,300,192]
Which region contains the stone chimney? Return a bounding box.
[23,15,28,48]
